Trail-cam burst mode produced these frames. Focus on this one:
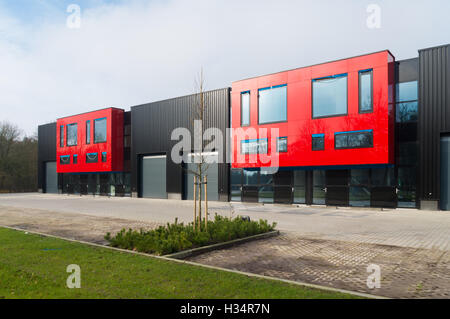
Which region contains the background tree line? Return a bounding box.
[0,121,38,193]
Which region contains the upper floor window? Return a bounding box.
[396,81,417,102]
[312,74,347,118]
[359,69,373,113]
[241,138,268,154]
[241,91,250,126]
[312,134,325,151]
[73,154,78,164]
[66,123,78,146]
[60,155,70,165]
[335,130,373,149]
[60,125,64,147]
[277,137,288,153]
[258,84,287,124]
[86,120,91,144]
[94,118,107,143]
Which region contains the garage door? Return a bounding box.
[141,155,167,199]
[185,153,219,201]
[45,161,58,194]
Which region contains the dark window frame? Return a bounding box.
[73,154,78,164]
[66,123,78,147]
[60,155,70,165]
[86,120,91,144]
[102,152,107,163]
[358,69,373,114]
[312,73,348,119]
[277,136,288,153]
[240,91,250,127]
[60,125,64,148]
[86,152,99,164]
[312,133,325,151]
[334,130,374,150]
[94,117,107,144]
[257,84,288,125]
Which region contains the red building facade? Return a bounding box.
[56,108,124,173]
[231,51,395,169]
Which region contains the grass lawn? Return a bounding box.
[0,227,360,299]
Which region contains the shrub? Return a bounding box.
[105,215,277,255]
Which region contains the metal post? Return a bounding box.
[193,176,197,230]
[204,175,208,230]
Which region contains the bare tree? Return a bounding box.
[188,69,210,230]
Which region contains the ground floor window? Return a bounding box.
[61,172,131,197]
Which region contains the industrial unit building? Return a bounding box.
[38,44,450,210]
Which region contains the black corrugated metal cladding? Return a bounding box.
[418,44,450,203]
[130,88,231,201]
[37,122,57,191]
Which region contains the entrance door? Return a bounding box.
[325,170,349,206]
[141,155,167,199]
[45,161,58,193]
[440,135,450,210]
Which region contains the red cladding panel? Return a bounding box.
[56,108,124,173]
[231,51,395,168]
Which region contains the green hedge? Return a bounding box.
[105,215,277,255]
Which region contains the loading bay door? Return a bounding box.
[141,155,167,199]
[45,161,58,193]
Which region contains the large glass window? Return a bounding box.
[66,123,78,146]
[258,84,287,124]
[241,139,268,154]
[335,130,373,149]
[371,167,395,186]
[258,186,274,203]
[312,74,347,118]
[94,118,107,143]
[86,120,91,144]
[313,170,326,205]
[396,102,418,123]
[359,69,373,113]
[312,134,325,151]
[241,91,250,126]
[349,186,370,207]
[243,169,259,185]
[293,170,306,204]
[60,125,64,147]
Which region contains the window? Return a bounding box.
[60,126,64,147]
[277,137,288,153]
[312,74,347,118]
[73,155,78,164]
[335,130,373,149]
[396,81,418,102]
[86,121,91,144]
[102,152,107,162]
[258,84,287,124]
[243,169,259,185]
[66,123,78,146]
[359,69,373,113]
[241,91,250,126]
[312,134,325,151]
[241,139,268,154]
[60,155,70,165]
[94,118,107,143]
[86,152,98,163]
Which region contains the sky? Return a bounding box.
[0,0,449,136]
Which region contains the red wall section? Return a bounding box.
[231,51,395,168]
[56,108,124,173]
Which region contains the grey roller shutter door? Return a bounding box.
[45,161,58,194]
[142,156,167,199]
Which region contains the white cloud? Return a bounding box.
[0,0,449,135]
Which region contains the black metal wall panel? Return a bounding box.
[131,88,230,200]
[418,44,450,202]
[37,122,57,191]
